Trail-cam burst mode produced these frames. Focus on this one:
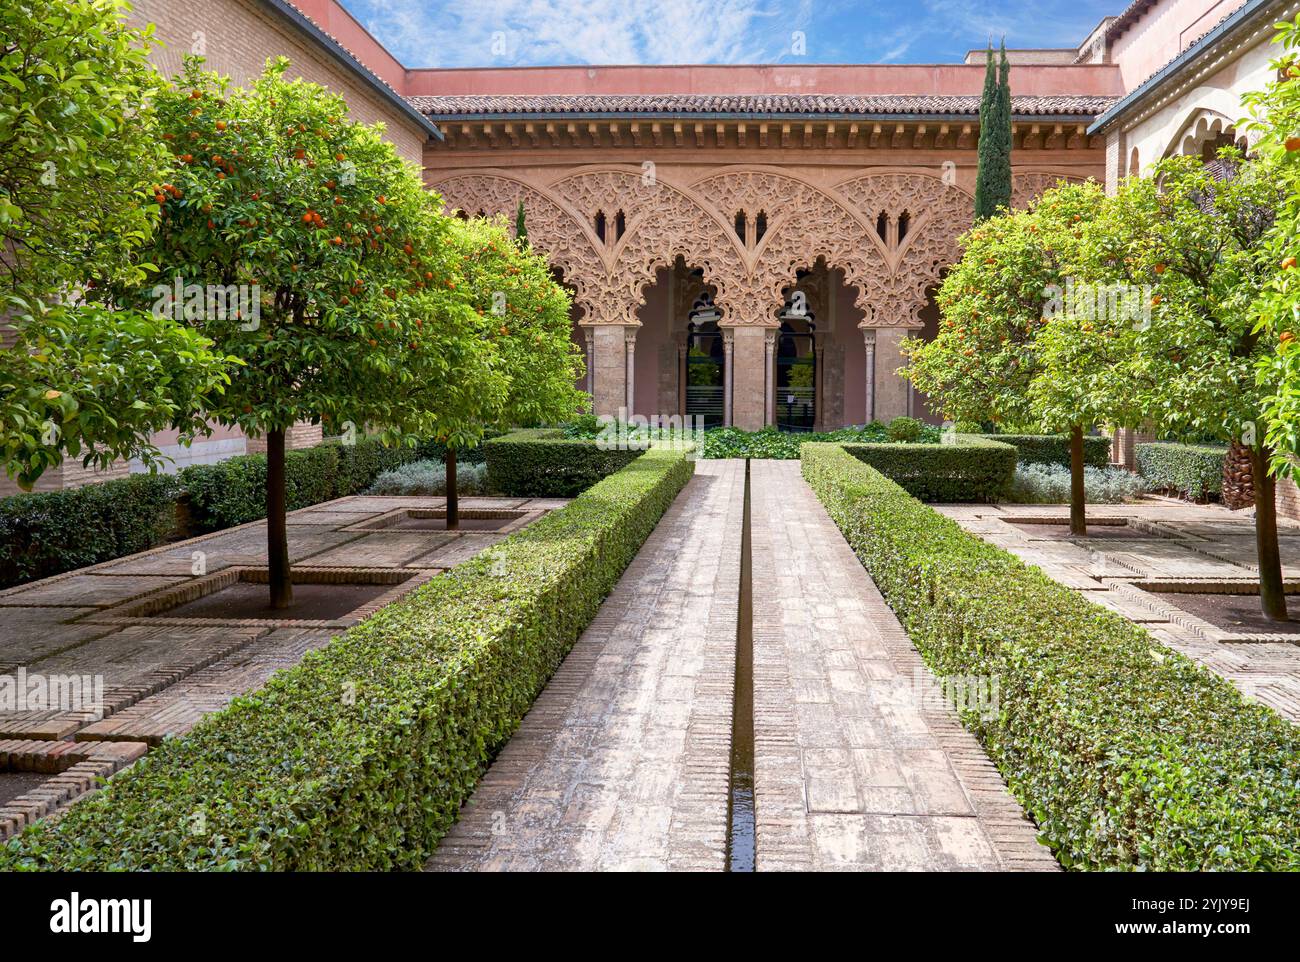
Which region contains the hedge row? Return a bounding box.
[801,443,1300,870]
[0,474,182,588]
[0,446,695,870]
[842,436,1016,502]
[1136,441,1227,500]
[484,429,645,497]
[0,437,436,588]
[977,433,1111,469]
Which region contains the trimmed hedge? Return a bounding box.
[801,443,1300,870]
[484,429,645,497]
[0,437,436,588]
[977,433,1111,469]
[1136,441,1227,500]
[0,446,694,870]
[0,474,181,587]
[841,436,1016,502]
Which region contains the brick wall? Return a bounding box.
[124,0,427,163]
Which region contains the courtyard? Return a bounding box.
[3,0,1300,918]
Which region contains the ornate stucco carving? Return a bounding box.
[1011,170,1086,209]
[429,164,1072,333]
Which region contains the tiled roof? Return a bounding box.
[410,93,1117,119]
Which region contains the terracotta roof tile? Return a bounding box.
[409,93,1116,119]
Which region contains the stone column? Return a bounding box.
[723,328,734,427]
[625,329,637,415]
[584,328,595,397]
[870,327,911,422]
[588,324,631,419]
[728,326,771,431]
[862,329,877,424]
[814,343,825,430]
[764,329,777,427]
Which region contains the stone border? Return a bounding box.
[1116,578,1300,645]
[77,565,441,630]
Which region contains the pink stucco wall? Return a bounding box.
[1110,0,1248,90]
[403,63,1123,98]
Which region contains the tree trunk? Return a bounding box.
[266,427,293,610]
[1251,443,1288,622]
[445,447,459,531]
[1069,424,1087,537]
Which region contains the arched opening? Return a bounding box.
[632,256,725,425]
[776,281,816,432]
[1128,146,1140,178]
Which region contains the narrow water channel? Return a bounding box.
[726,458,756,872]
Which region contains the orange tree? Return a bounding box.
[438,215,585,526]
[902,181,1106,530]
[1,0,231,488]
[122,58,477,608]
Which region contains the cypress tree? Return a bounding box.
[515,200,528,247]
[974,40,1013,220]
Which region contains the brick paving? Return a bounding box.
[0,494,564,837]
[427,460,744,872]
[939,501,1300,723]
[748,460,1055,871]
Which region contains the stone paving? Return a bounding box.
[938,500,1300,723]
[427,460,745,871]
[0,493,563,837]
[748,461,1056,872]
[427,459,1055,872]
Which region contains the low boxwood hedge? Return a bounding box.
[977,433,1111,468]
[0,446,694,870]
[841,436,1016,502]
[0,474,182,588]
[801,442,1300,870]
[1136,441,1227,500]
[484,429,645,497]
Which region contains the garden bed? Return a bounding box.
[801,442,1300,870]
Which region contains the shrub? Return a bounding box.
[1136,442,1227,500]
[1005,463,1147,504]
[699,423,942,459]
[801,443,1300,870]
[886,416,925,442]
[484,429,644,497]
[0,447,693,870]
[0,474,181,588]
[838,436,1016,502]
[977,433,1111,468]
[367,460,489,497]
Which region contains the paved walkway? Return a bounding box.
[749,461,1055,871]
[427,460,744,871]
[428,459,1054,871]
[939,501,1300,723]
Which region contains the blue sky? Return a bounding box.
[340,0,1121,68]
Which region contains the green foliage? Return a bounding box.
[973,41,1012,221]
[514,200,528,246]
[885,416,924,442]
[903,181,1107,428]
[484,429,644,497]
[1135,442,1227,500]
[367,460,489,496]
[181,437,422,531]
[838,436,1016,502]
[801,443,1300,870]
[978,433,1111,468]
[0,474,181,588]
[1005,463,1147,504]
[0,447,694,870]
[0,1,233,488]
[1242,16,1300,478]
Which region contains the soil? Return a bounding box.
[154,581,393,621]
[386,515,516,532]
[1150,591,1300,636]
[0,772,50,805]
[1011,522,1151,540]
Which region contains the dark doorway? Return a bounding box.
[776,321,816,432]
[686,292,725,427]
